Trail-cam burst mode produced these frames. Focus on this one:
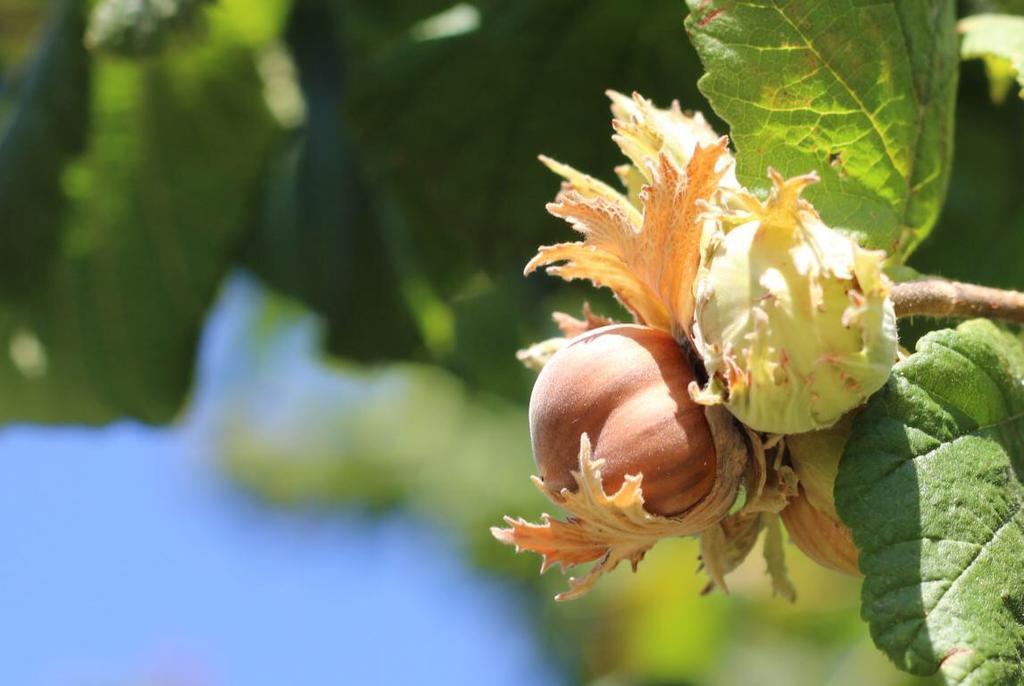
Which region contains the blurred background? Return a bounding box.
[0,0,1020,684]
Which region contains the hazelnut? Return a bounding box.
[529,324,717,517]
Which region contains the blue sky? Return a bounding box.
[0,275,562,686]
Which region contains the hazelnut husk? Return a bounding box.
[690,171,897,434]
[780,485,860,576]
[529,324,716,517]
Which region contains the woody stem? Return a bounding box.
[891,279,1024,325]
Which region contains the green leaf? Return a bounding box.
[85,0,213,56]
[241,0,423,362]
[0,0,89,295]
[836,319,1024,683]
[960,14,1024,103]
[247,0,716,379]
[344,0,713,297]
[0,23,277,424]
[684,0,959,260]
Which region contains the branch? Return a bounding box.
[891,279,1024,324]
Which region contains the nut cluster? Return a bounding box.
[492,92,883,600]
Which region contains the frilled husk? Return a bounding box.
[492,406,749,600]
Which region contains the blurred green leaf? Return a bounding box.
[960,14,1024,103]
[0,26,277,423]
[837,320,1024,682]
[343,0,711,298]
[85,0,213,56]
[245,0,714,379]
[241,0,423,362]
[0,0,88,295]
[684,0,959,260]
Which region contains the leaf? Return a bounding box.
[960,14,1024,103]
[0,19,278,423]
[836,319,1024,683]
[0,0,89,295]
[241,0,422,362]
[684,0,959,260]
[85,0,213,55]
[238,0,725,385]
[343,0,715,297]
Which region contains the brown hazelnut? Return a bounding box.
[529,324,716,517]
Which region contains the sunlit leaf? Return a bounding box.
[684,0,959,260]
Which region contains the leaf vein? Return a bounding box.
[764,2,906,182]
[910,507,1021,648]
